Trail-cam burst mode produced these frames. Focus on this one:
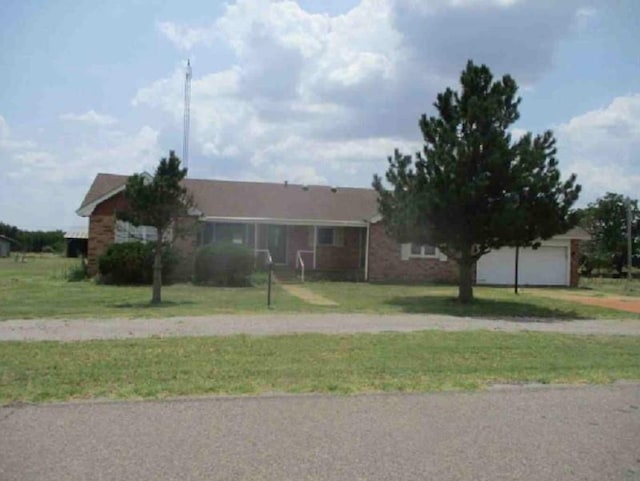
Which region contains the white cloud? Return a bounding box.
[0,115,37,150]
[0,114,160,229]
[557,94,640,203]
[156,21,217,51]
[59,110,117,126]
[135,0,586,189]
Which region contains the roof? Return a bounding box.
[554,226,591,241]
[64,230,89,240]
[79,173,129,211]
[0,234,17,244]
[78,173,379,225]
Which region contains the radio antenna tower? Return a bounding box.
[183,59,192,173]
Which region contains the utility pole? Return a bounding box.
[183,59,192,173]
[627,198,633,284]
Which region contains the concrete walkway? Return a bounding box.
[1,384,639,481]
[1,313,639,341]
[280,283,338,306]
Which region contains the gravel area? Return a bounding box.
[1,313,639,341]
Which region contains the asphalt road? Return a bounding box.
[1,384,639,481]
[2,313,639,341]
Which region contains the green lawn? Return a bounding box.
[0,255,307,319]
[579,277,640,297]
[1,331,638,403]
[1,255,638,320]
[302,282,639,320]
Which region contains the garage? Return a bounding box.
[476,242,569,286]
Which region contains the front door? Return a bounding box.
[267,225,287,264]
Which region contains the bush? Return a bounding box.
[98,242,179,285]
[194,242,255,286]
[66,259,88,282]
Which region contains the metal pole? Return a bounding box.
[627,199,633,284]
[267,261,273,307]
[514,245,519,294]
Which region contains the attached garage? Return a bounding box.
[477,241,571,286]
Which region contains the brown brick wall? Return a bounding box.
[316,227,362,270]
[87,214,116,275]
[286,226,313,268]
[570,239,580,287]
[367,222,458,283]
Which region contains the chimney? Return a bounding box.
[284,180,288,187]
[331,186,337,193]
[302,185,309,191]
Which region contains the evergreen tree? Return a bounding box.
[119,151,193,304]
[373,61,581,303]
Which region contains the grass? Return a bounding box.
[0,255,308,320]
[1,331,638,403]
[1,255,638,320]
[302,282,640,320]
[579,277,640,297]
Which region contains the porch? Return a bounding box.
[200,220,368,278]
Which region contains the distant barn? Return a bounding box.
[64,230,88,258]
[0,235,15,257]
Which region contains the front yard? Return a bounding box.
[2,330,638,403]
[1,255,639,320]
[2,256,639,404]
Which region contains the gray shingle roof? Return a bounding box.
[78,173,379,223]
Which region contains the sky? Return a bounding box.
[1,0,639,231]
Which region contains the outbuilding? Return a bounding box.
[0,235,15,257]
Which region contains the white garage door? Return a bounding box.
[477,245,568,286]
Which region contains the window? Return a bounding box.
[317,227,335,246]
[201,223,254,246]
[410,243,437,258]
[317,227,344,247]
[115,221,158,244]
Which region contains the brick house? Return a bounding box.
[77,173,587,286]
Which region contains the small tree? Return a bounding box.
[373,61,581,303]
[119,151,193,304]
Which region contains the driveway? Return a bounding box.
[1,313,640,341]
[1,384,638,481]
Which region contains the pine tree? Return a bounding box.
[373,61,581,303]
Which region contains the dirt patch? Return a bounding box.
[528,290,640,314]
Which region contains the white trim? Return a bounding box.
[369,213,382,223]
[408,243,438,259]
[76,172,153,217]
[76,185,126,217]
[201,216,368,227]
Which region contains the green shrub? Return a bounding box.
[98,242,179,285]
[194,243,255,286]
[66,259,88,282]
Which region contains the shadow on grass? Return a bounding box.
[385,295,585,321]
[112,300,197,309]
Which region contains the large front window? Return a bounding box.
[202,223,254,246]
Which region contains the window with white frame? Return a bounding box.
[115,220,172,244]
[317,227,344,247]
[409,243,437,258]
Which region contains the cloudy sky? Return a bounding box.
[1,0,638,230]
